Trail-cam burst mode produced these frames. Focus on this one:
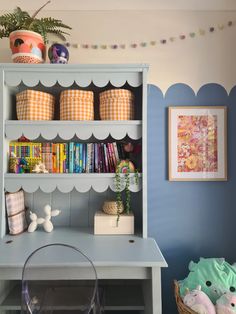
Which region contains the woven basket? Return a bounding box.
[174,280,197,314]
[60,90,94,120]
[16,90,55,120]
[99,89,134,120]
[102,201,124,215]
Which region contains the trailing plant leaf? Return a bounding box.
[31,1,51,19]
[134,168,139,185]
[125,168,131,214]
[115,165,122,226]
[114,159,139,224]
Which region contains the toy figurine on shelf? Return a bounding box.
[48,43,69,64]
[19,158,29,173]
[32,162,49,174]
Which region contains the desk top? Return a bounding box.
[0,228,167,279]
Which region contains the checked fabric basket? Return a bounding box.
[60,90,94,120]
[99,89,134,120]
[16,90,55,120]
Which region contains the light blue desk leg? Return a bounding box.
[143,267,162,314]
[152,267,162,314]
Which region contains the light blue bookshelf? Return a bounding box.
[0,63,167,313]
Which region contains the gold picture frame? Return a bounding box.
[168,106,227,181]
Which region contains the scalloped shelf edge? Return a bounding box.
[5,121,142,140]
[4,174,142,193]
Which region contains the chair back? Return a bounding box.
[21,243,101,313]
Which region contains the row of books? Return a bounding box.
[10,141,128,174]
[9,142,41,158]
[43,142,125,173]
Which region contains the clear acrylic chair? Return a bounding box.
[21,243,102,314]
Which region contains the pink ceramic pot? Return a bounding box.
[9,30,46,63]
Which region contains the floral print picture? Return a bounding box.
[169,107,227,181]
[177,115,217,173]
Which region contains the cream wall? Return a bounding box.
[0,10,235,92]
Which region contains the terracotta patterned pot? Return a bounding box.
[9,30,46,63]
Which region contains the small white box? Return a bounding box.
[94,211,134,235]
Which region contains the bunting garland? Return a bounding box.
[50,20,235,50]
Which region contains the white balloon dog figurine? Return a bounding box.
[43,204,61,233]
[28,205,61,233]
[28,211,45,233]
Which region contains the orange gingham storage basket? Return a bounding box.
[60,90,94,120]
[16,90,55,120]
[99,89,134,120]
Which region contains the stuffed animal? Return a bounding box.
[183,285,216,314]
[28,211,45,233]
[42,205,61,233]
[216,293,236,314]
[179,258,236,304]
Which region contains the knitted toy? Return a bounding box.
[28,211,45,233]
[216,293,236,314]
[183,285,216,314]
[42,205,61,233]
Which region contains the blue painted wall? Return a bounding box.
[147,83,236,314]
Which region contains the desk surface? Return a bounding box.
[0,228,167,275]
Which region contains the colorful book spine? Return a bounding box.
[98,143,104,173]
[86,143,92,173]
[102,143,108,173]
[56,144,60,173]
[74,143,80,173]
[109,143,117,170]
[59,144,63,173]
[82,143,86,173]
[63,143,68,173]
[94,143,98,173]
[79,143,83,173]
[52,143,56,173]
[112,142,120,165]
[69,142,74,173]
[90,143,94,173]
[107,143,115,172]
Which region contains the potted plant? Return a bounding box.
[0,1,72,63]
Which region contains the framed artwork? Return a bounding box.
[168,106,227,181]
